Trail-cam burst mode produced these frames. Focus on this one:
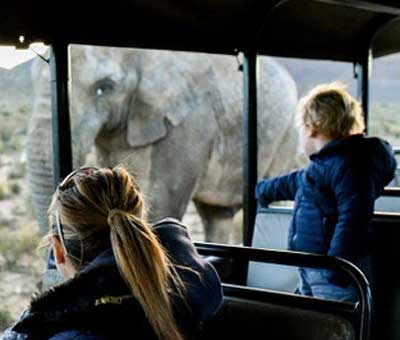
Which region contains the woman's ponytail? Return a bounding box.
[108,209,185,340]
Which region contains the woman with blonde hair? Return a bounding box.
[4,166,223,340]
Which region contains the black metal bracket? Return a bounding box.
[30,45,49,64]
[49,40,73,188]
[354,15,398,135]
[235,50,243,72]
[242,49,258,248]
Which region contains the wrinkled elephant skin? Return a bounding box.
[27,46,299,243]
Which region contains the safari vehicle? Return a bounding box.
[3,1,400,339]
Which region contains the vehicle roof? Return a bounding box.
[1,0,400,62]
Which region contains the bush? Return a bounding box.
[370,103,400,146]
[0,222,41,271]
[17,104,29,115]
[8,164,26,180]
[9,181,21,195]
[0,106,29,154]
[0,308,12,332]
[0,179,23,200]
[0,182,9,201]
[0,180,22,200]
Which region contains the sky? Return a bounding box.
[0,43,48,69]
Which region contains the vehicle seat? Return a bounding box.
[199,295,355,340]
[247,206,299,291]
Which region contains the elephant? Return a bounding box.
[27,45,299,243]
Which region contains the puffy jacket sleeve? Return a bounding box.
[153,220,223,321]
[2,328,28,340]
[255,170,303,207]
[326,161,375,270]
[2,308,31,340]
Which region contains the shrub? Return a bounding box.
[17,104,29,115]
[0,182,9,201]
[370,103,400,146]
[0,308,12,332]
[9,181,21,195]
[0,222,41,271]
[8,164,26,180]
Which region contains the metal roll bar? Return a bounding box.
[382,187,400,197]
[50,41,73,187]
[242,49,258,247]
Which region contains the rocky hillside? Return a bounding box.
[0,59,34,113]
[277,54,400,103]
[1,53,400,113]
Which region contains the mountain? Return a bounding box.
[0,59,34,113]
[277,54,400,104]
[0,52,400,116]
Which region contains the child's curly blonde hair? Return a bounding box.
[297,83,365,139]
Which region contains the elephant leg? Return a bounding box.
[193,200,240,244]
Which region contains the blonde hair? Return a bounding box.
[297,83,365,139]
[47,166,186,340]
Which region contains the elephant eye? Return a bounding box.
[94,78,116,98]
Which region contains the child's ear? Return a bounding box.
[310,125,319,138]
[52,235,66,265]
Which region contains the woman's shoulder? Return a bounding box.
[152,218,192,243]
[151,218,194,253]
[152,217,187,230]
[152,220,223,322]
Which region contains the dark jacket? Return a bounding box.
[3,219,223,340]
[256,135,397,281]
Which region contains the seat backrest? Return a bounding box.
[200,296,355,340]
[375,169,400,213]
[247,207,299,291]
[374,196,400,213]
[370,214,400,340]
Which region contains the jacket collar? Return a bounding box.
[310,134,364,160]
[12,248,133,337]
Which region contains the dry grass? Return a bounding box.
[0,221,42,271]
[0,309,12,332]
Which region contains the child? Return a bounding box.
[256,83,397,302]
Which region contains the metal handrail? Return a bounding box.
[195,242,372,340]
[256,187,400,199]
[260,206,400,217]
[382,187,400,197]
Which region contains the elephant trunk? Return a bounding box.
[27,113,54,235]
[27,57,58,235]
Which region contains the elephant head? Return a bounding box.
[28,46,218,233]
[28,46,299,242]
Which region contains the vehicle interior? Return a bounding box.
[2,1,400,339]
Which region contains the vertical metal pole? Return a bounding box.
[49,41,73,188]
[243,50,258,247]
[356,49,372,134]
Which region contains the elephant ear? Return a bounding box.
[127,51,198,148]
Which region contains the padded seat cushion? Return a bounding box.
[248,210,299,291]
[199,297,355,340]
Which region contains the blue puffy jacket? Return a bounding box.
[3,219,223,340]
[256,135,397,284]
